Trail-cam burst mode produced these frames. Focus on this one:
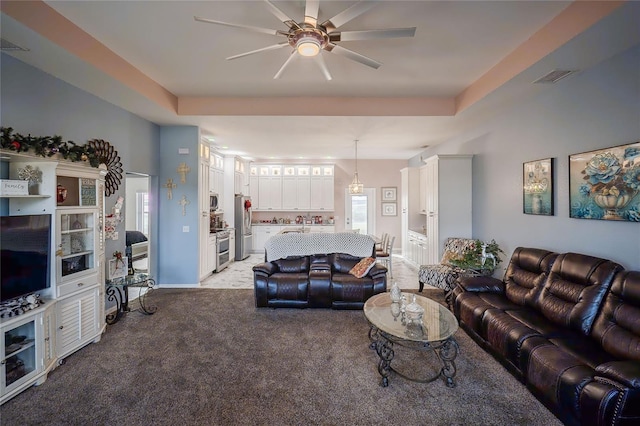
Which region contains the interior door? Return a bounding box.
[344,188,376,235]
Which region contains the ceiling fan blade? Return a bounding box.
[194,16,284,36]
[227,42,290,60]
[315,53,333,81]
[263,0,301,30]
[304,0,320,28]
[321,0,378,32]
[325,43,381,69]
[273,51,297,79]
[330,27,416,42]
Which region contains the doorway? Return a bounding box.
[344,188,376,235]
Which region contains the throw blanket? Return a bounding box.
[264,232,375,262]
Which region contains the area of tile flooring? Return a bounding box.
[200,253,426,291]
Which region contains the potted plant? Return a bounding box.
[449,239,504,274]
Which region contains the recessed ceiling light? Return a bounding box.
[221,146,228,150]
[205,136,216,142]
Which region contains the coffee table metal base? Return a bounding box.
[368,325,459,388]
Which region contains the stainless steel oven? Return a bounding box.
[215,230,230,272]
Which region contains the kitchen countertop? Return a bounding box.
[252,223,335,226]
[409,229,427,236]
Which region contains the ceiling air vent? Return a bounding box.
[0,39,29,51]
[533,69,577,84]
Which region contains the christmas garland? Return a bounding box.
[1,126,100,167]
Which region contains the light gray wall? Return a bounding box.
[1,53,161,279]
[412,45,640,271]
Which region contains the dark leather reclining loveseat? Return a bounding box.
[253,232,387,309]
[451,247,640,426]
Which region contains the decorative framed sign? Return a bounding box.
[523,158,554,215]
[108,258,127,280]
[569,141,640,222]
[382,202,397,216]
[381,187,397,201]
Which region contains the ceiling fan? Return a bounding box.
[194,0,416,80]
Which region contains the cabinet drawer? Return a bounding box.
[57,272,98,298]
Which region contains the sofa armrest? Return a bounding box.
[596,361,640,388]
[368,263,387,279]
[252,262,277,276]
[457,275,505,293]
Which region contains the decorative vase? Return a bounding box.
[593,191,638,220]
[390,282,402,303]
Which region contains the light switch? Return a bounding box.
[178,148,189,155]
[182,226,189,232]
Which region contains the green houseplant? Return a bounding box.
[449,239,504,272]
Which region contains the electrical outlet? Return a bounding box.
[182,226,189,232]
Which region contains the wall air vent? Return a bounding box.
[533,69,577,84]
[0,39,29,51]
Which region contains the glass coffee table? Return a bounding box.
[364,292,459,387]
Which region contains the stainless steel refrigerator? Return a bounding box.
[235,195,253,260]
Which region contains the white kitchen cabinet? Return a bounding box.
[309,176,334,211]
[401,167,423,258]
[419,165,428,215]
[249,175,259,209]
[406,230,428,266]
[309,225,335,233]
[229,230,235,262]
[252,225,281,253]
[258,176,282,211]
[282,175,311,210]
[207,234,217,274]
[55,287,101,360]
[422,155,472,264]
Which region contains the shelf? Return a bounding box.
[0,194,51,199]
[3,339,35,360]
[61,250,93,260]
[60,227,92,235]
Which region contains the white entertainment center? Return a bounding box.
[1,151,106,404]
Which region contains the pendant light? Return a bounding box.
[348,139,364,195]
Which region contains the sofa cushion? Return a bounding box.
[503,247,558,307]
[268,273,309,301]
[273,256,309,273]
[349,257,376,278]
[591,270,640,361]
[535,252,623,336]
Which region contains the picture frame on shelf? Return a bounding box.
[381,186,397,201]
[108,258,126,281]
[382,202,397,216]
[569,141,640,222]
[523,158,554,216]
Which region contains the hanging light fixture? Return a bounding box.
[348,139,364,194]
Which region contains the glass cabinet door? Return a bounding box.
[57,209,97,282]
[2,317,38,390]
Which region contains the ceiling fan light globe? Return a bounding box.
[297,39,321,57]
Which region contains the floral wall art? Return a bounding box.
[523,158,554,215]
[569,142,640,222]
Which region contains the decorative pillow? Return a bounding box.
[349,257,376,278]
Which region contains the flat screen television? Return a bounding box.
[1,214,52,303]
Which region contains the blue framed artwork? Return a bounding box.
[569,141,640,222]
[523,158,554,215]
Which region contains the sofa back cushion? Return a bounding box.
[503,247,558,307]
[535,252,623,335]
[273,256,309,273]
[591,270,640,361]
[330,253,364,274]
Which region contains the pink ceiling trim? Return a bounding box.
[178,97,455,117]
[455,0,626,113]
[1,0,178,113]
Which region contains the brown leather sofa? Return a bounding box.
[451,247,639,426]
[253,253,387,309]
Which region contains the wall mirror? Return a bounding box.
[125,173,150,274]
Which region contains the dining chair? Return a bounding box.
[376,235,395,278]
